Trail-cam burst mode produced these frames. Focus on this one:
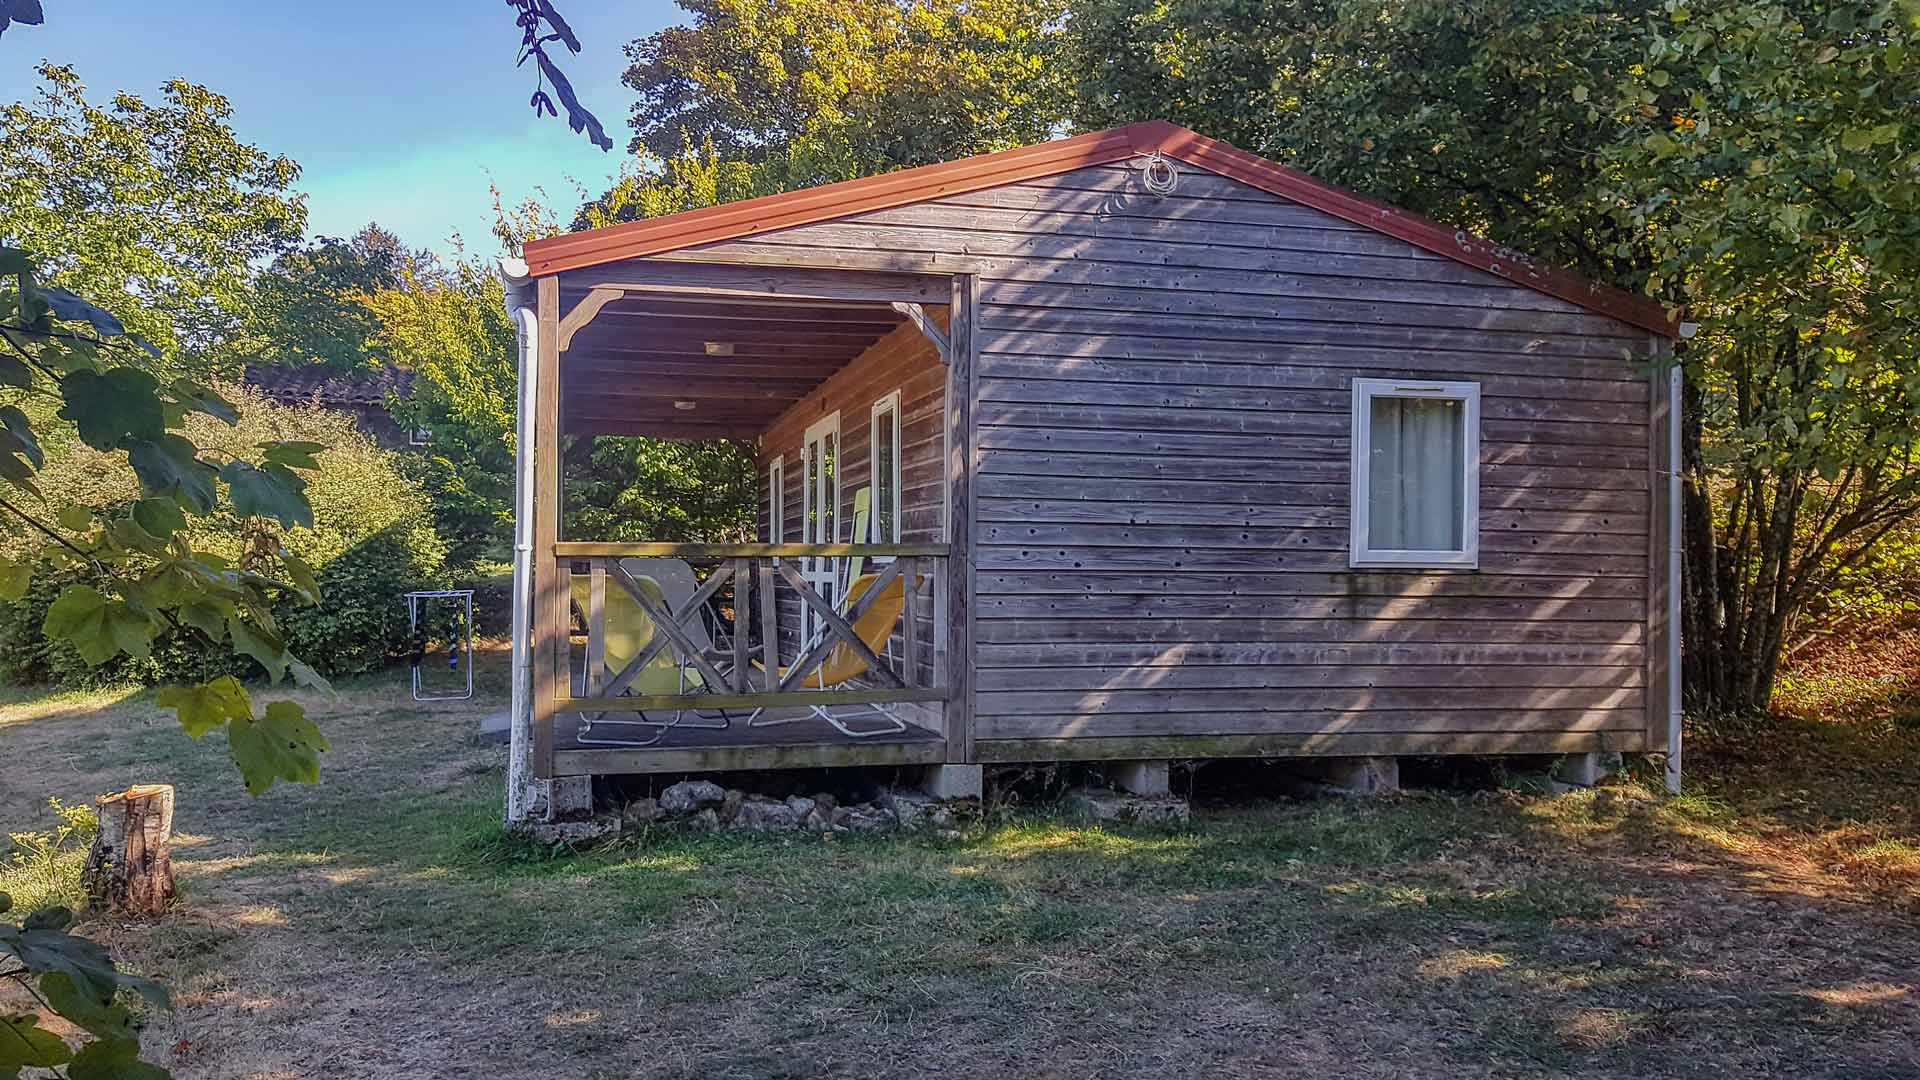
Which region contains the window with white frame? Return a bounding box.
[766,455,786,543]
[1349,378,1480,568]
[869,390,902,546]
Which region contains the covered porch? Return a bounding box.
[509,259,977,781]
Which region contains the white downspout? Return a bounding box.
[1665,337,1689,794]
[501,258,539,824]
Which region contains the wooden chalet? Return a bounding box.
[497,121,1681,814]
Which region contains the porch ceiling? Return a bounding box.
[559,292,910,440]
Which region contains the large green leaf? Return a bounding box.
[0,920,119,1006]
[58,368,165,450]
[0,1013,71,1071]
[227,700,328,796]
[220,460,312,529]
[258,440,324,471]
[0,405,42,467]
[127,435,217,514]
[38,972,137,1041]
[130,498,187,542]
[286,654,333,695]
[279,548,319,604]
[226,616,287,682]
[174,596,233,639]
[42,586,159,664]
[66,1037,170,1080]
[155,676,253,739]
[169,379,237,425]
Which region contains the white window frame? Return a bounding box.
[407,426,431,447]
[868,389,903,548]
[766,454,785,543]
[1349,378,1481,569]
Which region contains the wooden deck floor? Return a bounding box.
[550,706,947,776]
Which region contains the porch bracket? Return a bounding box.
[557,286,626,352]
[890,301,950,363]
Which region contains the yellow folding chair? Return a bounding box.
[571,570,727,747]
[750,571,914,737]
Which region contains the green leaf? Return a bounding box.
[0,405,42,468]
[286,654,333,694]
[279,549,319,604]
[156,676,252,738]
[43,585,114,664]
[128,436,218,514]
[1841,127,1873,151]
[65,1036,170,1080]
[0,351,32,389]
[175,596,232,639]
[130,498,187,542]
[171,380,237,425]
[258,441,325,471]
[58,503,93,532]
[227,616,288,682]
[0,1014,71,1070]
[58,368,165,450]
[227,700,328,796]
[39,973,138,1041]
[1570,84,1589,103]
[220,461,312,529]
[0,449,37,496]
[42,586,159,665]
[0,922,120,1006]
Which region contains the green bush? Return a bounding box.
[453,558,515,636]
[0,386,447,686]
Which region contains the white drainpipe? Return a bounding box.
[500,258,539,824]
[1665,337,1689,794]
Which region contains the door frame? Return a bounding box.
[800,411,842,643]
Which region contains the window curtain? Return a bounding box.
[1368,397,1464,550]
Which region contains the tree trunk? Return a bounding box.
[84,784,176,918]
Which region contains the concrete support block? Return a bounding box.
[542,776,593,821]
[1322,756,1401,795]
[919,764,983,801]
[1552,751,1623,788]
[1108,760,1171,797]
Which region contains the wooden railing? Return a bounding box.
[550,542,949,715]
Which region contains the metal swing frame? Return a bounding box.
[406,589,475,702]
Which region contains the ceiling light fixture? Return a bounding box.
[703,341,735,356]
[673,399,697,411]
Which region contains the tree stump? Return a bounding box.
[84,784,176,918]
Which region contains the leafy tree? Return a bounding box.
[622,0,1071,190]
[1,249,328,1076]
[364,257,520,567]
[1067,0,1664,286]
[247,225,412,373]
[0,63,305,370]
[1603,0,1920,711]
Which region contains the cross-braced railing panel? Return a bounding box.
[553,542,948,716]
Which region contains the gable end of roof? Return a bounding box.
[521,122,1677,338]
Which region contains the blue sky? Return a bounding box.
[0,0,680,256]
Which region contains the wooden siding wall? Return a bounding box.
[719,160,1658,760]
[756,320,947,683]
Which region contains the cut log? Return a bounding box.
[84,784,176,918]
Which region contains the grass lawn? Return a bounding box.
[3,669,1918,1079]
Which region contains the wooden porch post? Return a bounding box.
[944,273,978,763]
[530,275,564,778]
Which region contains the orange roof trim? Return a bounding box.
[522,121,1679,338]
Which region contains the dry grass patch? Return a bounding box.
[2,671,1918,1078]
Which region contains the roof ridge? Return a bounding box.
[521,122,1677,337]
